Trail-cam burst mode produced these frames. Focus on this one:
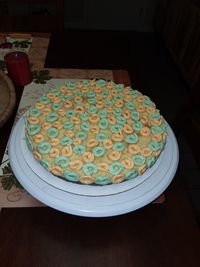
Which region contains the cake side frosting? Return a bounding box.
[24,79,167,185]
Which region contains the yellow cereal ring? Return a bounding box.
[69,160,83,170]
[162,132,168,141]
[108,151,121,161]
[97,162,109,171]
[74,96,82,102]
[96,101,104,109]
[82,151,95,162]
[151,134,162,142]
[124,88,130,95]
[124,96,133,102]
[140,115,148,124]
[106,84,113,90]
[82,87,89,93]
[33,134,44,144]
[105,106,113,113]
[73,137,82,145]
[88,114,100,123]
[149,119,160,126]
[42,108,51,115]
[146,106,156,114]
[80,175,95,185]
[71,117,81,124]
[62,145,72,156]
[74,106,84,114]
[137,95,145,102]
[47,92,55,99]
[136,105,145,113]
[86,139,99,148]
[96,94,103,101]
[33,151,42,161]
[50,148,60,158]
[94,86,101,93]
[65,90,73,96]
[140,147,152,157]
[54,121,63,130]
[64,100,73,109]
[103,139,113,149]
[50,166,64,176]
[140,127,151,137]
[35,102,45,110]
[115,100,124,108]
[50,138,60,146]
[57,109,65,116]
[137,164,147,175]
[53,97,61,103]
[90,125,99,133]
[108,115,117,125]
[111,174,124,184]
[128,144,140,155]
[60,85,68,93]
[111,133,124,142]
[76,82,83,89]
[64,130,75,137]
[111,90,117,96]
[122,109,130,119]
[123,124,133,134]
[27,116,39,124]
[43,122,51,131]
[121,158,134,169]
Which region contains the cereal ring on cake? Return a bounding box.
[140,147,152,157]
[151,134,162,142]
[55,156,69,168]
[108,115,117,125]
[49,166,64,176]
[97,162,109,171]
[82,151,95,162]
[73,137,82,145]
[80,175,95,185]
[88,114,100,123]
[37,141,51,154]
[136,105,145,113]
[137,164,147,175]
[111,174,124,184]
[62,145,73,156]
[83,162,98,175]
[35,102,45,110]
[50,138,60,146]
[122,109,130,119]
[96,101,104,109]
[121,158,134,169]
[124,95,133,102]
[96,94,103,101]
[140,115,148,124]
[64,130,74,138]
[27,124,41,136]
[111,90,117,96]
[27,116,40,125]
[42,108,52,115]
[132,155,146,166]
[103,139,113,149]
[105,106,113,113]
[74,106,84,114]
[115,100,124,108]
[113,142,125,152]
[107,151,121,161]
[46,112,59,123]
[90,125,99,133]
[125,133,138,144]
[111,133,124,142]
[64,100,73,109]
[140,127,151,137]
[95,176,110,185]
[33,151,42,161]
[70,117,81,124]
[74,96,82,103]
[43,122,52,131]
[50,147,60,158]
[123,124,133,134]
[73,144,86,154]
[60,85,68,93]
[47,128,59,138]
[57,109,65,116]
[86,139,99,148]
[128,144,140,155]
[53,121,63,130]
[69,160,83,170]
[137,95,145,103]
[53,96,61,103]
[149,119,161,126]
[93,146,106,157]
[125,170,138,180]
[33,134,44,144]
[146,106,156,114]
[47,92,55,99]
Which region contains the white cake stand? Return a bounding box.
[8,118,179,217]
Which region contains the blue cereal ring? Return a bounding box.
[95,176,110,185]
[83,162,98,175]
[109,162,124,175]
[37,141,51,154]
[132,155,146,166]
[125,170,138,180]
[125,133,138,144]
[73,144,86,154]
[46,112,59,122]
[27,124,41,136]
[93,146,106,157]
[47,128,59,138]
[64,171,80,182]
[55,156,69,168]
[60,136,73,145]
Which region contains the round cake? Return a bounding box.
[24,79,167,185]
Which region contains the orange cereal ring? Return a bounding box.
[57,109,65,116]
[108,115,117,125]
[43,122,51,130]
[82,87,89,93]
[60,85,68,93]
[103,139,113,149]
[74,96,82,102]
[80,175,95,185]
[140,127,151,137]
[151,134,162,142]
[111,174,124,184]
[64,130,74,137]
[74,106,84,114]
[86,139,99,148]
[50,148,60,158]
[121,158,134,169]
[90,125,99,133]
[146,106,156,114]
[140,115,148,125]
[124,88,130,95]
[106,84,113,90]
[47,92,55,99]
[115,100,124,108]
[96,101,104,109]
[124,96,133,102]
[50,138,60,146]
[96,94,103,101]
[53,97,61,103]
[94,86,101,93]
[137,165,147,175]
[122,109,130,119]
[140,147,152,157]
[33,151,42,161]
[82,151,95,162]
[88,114,100,123]
[65,90,73,96]
[111,133,124,142]
[111,90,117,96]
[97,162,109,171]
[27,116,39,124]
[128,144,140,155]
[137,95,145,102]
[50,166,64,176]
[69,160,83,170]
[33,134,44,143]
[149,119,160,126]
[73,137,82,145]
[108,151,121,161]
[35,102,45,110]
[162,132,168,141]
[53,121,63,130]
[64,100,73,109]
[105,106,113,113]
[70,117,81,124]
[62,145,72,156]
[136,105,145,113]
[42,108,51,115]
[76,82,83,88]
[123,124,133,134]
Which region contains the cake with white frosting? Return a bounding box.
[24,79,167,185]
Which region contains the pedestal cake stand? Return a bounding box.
[8,118,179,217]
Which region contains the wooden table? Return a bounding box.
[0,32,200,267]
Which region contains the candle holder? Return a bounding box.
[4,51,32,87]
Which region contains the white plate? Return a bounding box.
[8,118,179,217]
[20,119,165,196]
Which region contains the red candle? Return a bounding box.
[4,51,32,86]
